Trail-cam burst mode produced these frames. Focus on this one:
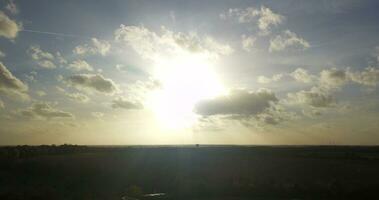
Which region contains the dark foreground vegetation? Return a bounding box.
[1,145,379,199]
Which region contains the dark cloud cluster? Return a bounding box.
[195,89,278,117]
[66,74,119,95]
[287,87,334,108]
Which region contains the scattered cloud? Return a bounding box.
[5,0,19,15]
[65,92,90,103]
[320,68,349,89]
[195,89,278,117]
[287,87,334,108]
[111,97,143,109]
[0,98,4,109]
[55,52,67,65]
[0,62,29,101]
[257,68,314,84]
[114,25,233,60]
[220,6,284,35]
[68,60,93,71]
[73,38,111,56]
[0,49,5,57]
[115,64,128,72]
[27,45,56,69]
[65,74,119,95]
[241,34,256,52]
[0,11,20,39]
[91,112,104,119]
[349,67,379,87]
[269,30,310,52]
[19,102,74,119]
[257,74,283,84]
[290,68,314,83]
[36,90,46,97]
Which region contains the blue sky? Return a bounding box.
[1,0,379,145]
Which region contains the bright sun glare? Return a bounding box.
[146,52,226,129]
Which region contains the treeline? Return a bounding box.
[0,144,88,160]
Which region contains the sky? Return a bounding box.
[1,0,379,145]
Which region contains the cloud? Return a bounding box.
[0,11,20,39]
[5,0,18,15]
[73,38,111,56]
[195,89,278,117]
[124,78,162,103]
[257,68,314,84]
[320,68,349,88]
[27,45,56,69]
[114,25,233,60]
[287,87,334,108]
[220,6,284,34]
[241,34,256,52]
[0,62,29,101]
[269,30,310,52]
[24,71,37,82]
[68,60,93,71]
[290,68,313,83]
[20,102,74,119]
[55,84,90,103]
[349,67,379,87]
[115,64,128,72]
[257,74,283,84]
[36,90,46,97]
[56,52,67,64]
[65,74,119,95]
[111,97,143,109]
[0,49,5,57]
[65,92,90,103]
[91,112,104,119]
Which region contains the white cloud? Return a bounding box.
[0,11,20,39]
[257,74,283,84]
[55,52,67,64]
[287,87,334,108]
[65,92,90,103]
[68,60,93,71]
[37,60,56,69]
[320,68,349,88]
[36,90,46,97]
[269,30,310,52]
[91,112,104,119]
[65,74,119,95]
[114,25,233,60]
[257,68,313,84]
[0,49,5,57]
[20,102,74,119]
[27,45,56,69]
[0,62,29,101]
[290,68,314,83]
[349,67,379,87]
[115,64,128,72]
[73,38,111,56]
[221,6,284,34]
[241,34,256,52]
[111,97,143,109]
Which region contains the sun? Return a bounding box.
[145,52,226,129]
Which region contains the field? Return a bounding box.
[1,145,379,199]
